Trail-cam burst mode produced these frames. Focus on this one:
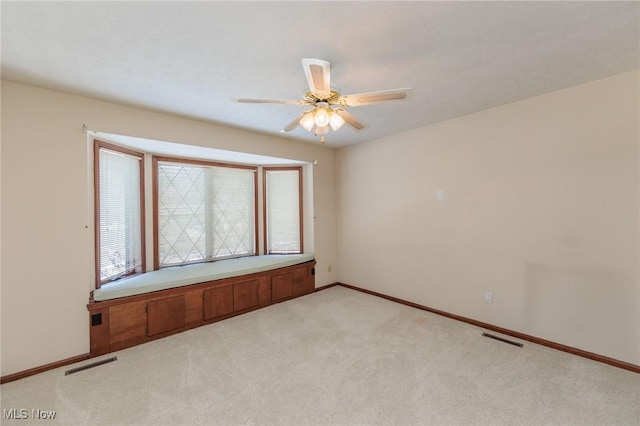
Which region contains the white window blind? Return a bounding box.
[265,169,301,254]
[98,148,143,283]
[157,161,255,267]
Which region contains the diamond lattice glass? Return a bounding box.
[157,161,255,267]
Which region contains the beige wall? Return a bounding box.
[0,81,337,376]
[336,70,640,364]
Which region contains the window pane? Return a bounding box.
[98,148,143,282]
[157,163,207,266]
[210,167,255,258]
[266,169,301,254]
[157,161,255,267]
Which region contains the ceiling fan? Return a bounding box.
[234,58,413,143]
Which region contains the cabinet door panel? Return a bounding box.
[272,272,293,301]
[203,286,234,320]
[234,279,259,312]
[109,301,147,347]
[292,267,308,297]
[147,295,186,337]
[185,289,204,326]
[258,276,272,306]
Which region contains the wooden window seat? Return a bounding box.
[87,254,316,356]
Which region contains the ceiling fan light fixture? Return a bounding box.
[299,112,315,131]
[313,102,330,127]
[329,110,345,131]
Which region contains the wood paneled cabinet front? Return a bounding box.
[233,279,260,312]
[203,286,234,321]
[272,266,312,302]
[203,279,262,320]
[88,260,315,356]
[147,295,186,336]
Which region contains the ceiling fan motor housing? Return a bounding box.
[303,89,341,105]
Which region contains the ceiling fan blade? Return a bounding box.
[281,113,307,132]
[234,98,305,105]
[301,58,331,98]
[339,88,414,107]
[334,109,367,131]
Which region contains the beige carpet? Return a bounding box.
[2,286,639,425]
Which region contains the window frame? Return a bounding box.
[152,155,259,269]
[93,139,146,288]
[263,166,303,255]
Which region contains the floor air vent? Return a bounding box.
[65,356,117,376]
[482,332,524,348]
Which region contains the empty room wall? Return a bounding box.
[336,70,640,365]
[0,81,337,376]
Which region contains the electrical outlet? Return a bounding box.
[328,265,332,273]
[484,291,494,303]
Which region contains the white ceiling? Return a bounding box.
[2,1,638,148]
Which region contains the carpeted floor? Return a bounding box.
[2,286,639,425]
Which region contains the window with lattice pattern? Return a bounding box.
[155,159,256,267]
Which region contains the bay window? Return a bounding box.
[93,140,305,286]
